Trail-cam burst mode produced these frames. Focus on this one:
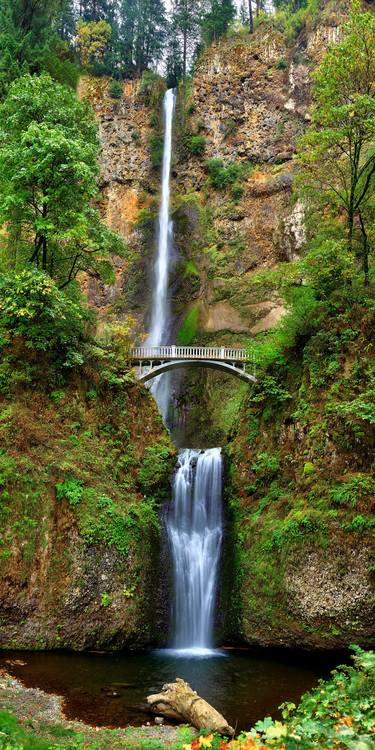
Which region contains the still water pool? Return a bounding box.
[0,648,345,730]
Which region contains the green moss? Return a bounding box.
[177,304,200,345]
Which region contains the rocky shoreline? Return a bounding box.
[0,670,194,748]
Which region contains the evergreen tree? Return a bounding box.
[0,0,78,95]
[133,0,166,74]
[57,0,77,40]
[118,0,137,72]
[169,0,202,81]
[78,0,111,21]
[201,0,235,44]
[165,21,184,88]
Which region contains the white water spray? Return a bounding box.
[147,88,175,420]
[166,448,223,653]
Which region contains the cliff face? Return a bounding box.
[0,378,174,650]
[66,4,375,652]
[224,301,375,649]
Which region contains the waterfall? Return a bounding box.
[166,448,223,653]
[147,88,176,421]
[147,92,224,654]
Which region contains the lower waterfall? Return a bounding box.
[166,448,223,653]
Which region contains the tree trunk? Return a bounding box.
[358,210,370,287]
[42,237,47,271]
[182,29,187,82]
[147,679,234,735]
[248,0,254,32]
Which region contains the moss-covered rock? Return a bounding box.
[224,303,375,648]
[0,376,175,650]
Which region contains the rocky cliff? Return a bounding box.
[224,301,374,648]
[3,1,369,654]
[0,373,174,649]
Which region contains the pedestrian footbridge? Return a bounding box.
[130,346,257,384]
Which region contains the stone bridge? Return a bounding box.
[130,346,257,384]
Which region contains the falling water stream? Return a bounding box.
[166,449,223,653]
[147,88,176,421]
[147,90,224,652]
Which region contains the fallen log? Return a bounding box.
[147,678,234,735]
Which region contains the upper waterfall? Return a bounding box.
[147,88,176,420]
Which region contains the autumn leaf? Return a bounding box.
[198,734,214,747]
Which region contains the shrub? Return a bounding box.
[206,158,247,189]
[149,135,164,168]
[56,477,84,506]
[108,79,123,99]
[276,57,288,70]
[138,70,165,107]
[231,182,244,201]
[0,269,88,363]
[183,134,205,156]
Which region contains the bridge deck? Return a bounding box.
[131,345,250,362]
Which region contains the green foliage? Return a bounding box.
[201,0,236,46]
[0,73,124,289]
[206,158,248,189]
[330,476,375,509]
[231,183,244,201]
[56,477,84,506]
[183,134,205,156]
[76,19,112,71]
[252,452,280,482]
[138,71,166,107]
[275,57,288,70]
[138,439,175,493]
[251,647,375,749]
[108,79,123,99]
[342,515,375,533]
[78,490,160,556]
[0,0,79,97]
[268,509,326,549]
[177,305,200,345]
[149,135,164,168]
[100,592,112,607]
[297,4,375,285]
[0,270,88,374]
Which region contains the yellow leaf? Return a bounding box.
[265,721,288,739]
[199,735,214,747]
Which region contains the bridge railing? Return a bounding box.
[131,345,250,362]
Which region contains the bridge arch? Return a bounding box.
[138,359,257,384]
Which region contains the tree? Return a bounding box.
[201,0,235,44]
[0,0,78,95]
[248,0,253,32]
[76,18,112,69]
[298,3,375,286]
[170,0,202,82]
[78,0,112,21]
[133,0,167,74]
[0,73,123,288]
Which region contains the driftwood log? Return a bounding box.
[147,678,234,735]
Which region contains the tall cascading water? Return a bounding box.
[147,88,176,421]
[166,448,223,653]
[148,92,224,653]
